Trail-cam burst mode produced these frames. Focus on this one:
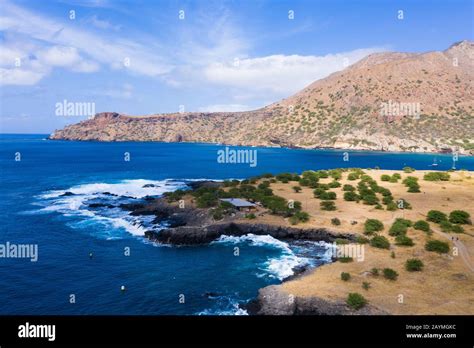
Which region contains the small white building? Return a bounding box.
[219,198,257,212]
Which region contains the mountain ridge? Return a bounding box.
[50,41,474,154]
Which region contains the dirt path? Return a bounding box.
[431,227,474,274]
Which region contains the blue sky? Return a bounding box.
[0,0,472,133]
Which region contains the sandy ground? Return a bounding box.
[241,169,474,315]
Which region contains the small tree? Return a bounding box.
[449,210,471,224]
[427,210,447,223]
[370,235,390,249]
[341,272,351,281]
[320,191,337,200]
[344,191,359,201]
[364,219,384,235]
[395,234,414,246]
[331,217,341,226]
[321,201,336,211]
[425,240,449,253]
[414,220,430,232]
[405,258,424,272]
[292,186,302,193]
[383,268,398,280]
[347,293,367,310]
[343,184,355,192]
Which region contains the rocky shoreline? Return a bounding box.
[145,222,356,245]
[134,187,386,315]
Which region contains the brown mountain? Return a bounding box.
[50,40,474,154]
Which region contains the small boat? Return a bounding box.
[429,157,439,167]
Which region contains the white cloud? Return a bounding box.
[203,48,385,96]
[0,0,172,85]
[0,68,45,86]
[37,46,99,72]
[197,104,252,112]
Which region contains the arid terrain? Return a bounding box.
[248,170,474,315]
[149,169,474,314]
[50,41,474,154]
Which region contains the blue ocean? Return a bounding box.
[1,134,472,315]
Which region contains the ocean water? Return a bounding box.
[0,134,473,315]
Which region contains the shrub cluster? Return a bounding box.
[424,172,450,181]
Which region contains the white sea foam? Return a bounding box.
[213,233,314,280]
[40,179,187,199]
[36,179,188,238]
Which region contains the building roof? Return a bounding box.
[219,198,256,207]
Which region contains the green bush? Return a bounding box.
[386,202,398,211]
[424,172,450,181]
[407,183,421,193]
[292,186,302,193]
[319,191,337,200]
[196,192,218,208]
[362,282,371,290]
[328,181,341,188]
[362,194,379,205]
[289,211,310,225]
[335,238,349,245]
[346,293,367,310]
[425,240,450,253]
[440,220,454,232]
[320,201,336,211]
[331,217,341,226]
[329,169,343,180]
[313,188,326,198]
[341,272,351,281]
[276,173,297,182]
[347,173,359,181]
[405,258,424,272]
[371,268,379,276]
[427,210,447,223]
[383,268,398,280]
[245,213,256,219]
[370,235,390,249]
[402,176,418,186]
[403,167,415,173]
[451,224,464,233]
[388,219,410,236]
[343,184,355,192]
[364,219,384,235]
[356,235,370,244]
[344,191,359,201]
[389,176,399,183]
[395,234,414,246]
[381,174,391,181]
[338,256,353,263]
[449,210,471,224]
[414,220,430,232]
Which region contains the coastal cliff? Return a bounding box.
[50,41,474,155]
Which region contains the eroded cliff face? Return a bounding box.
[50,41,474,154]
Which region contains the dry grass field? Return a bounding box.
[236,169,474,314]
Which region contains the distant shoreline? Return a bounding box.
[45,136,473,157]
